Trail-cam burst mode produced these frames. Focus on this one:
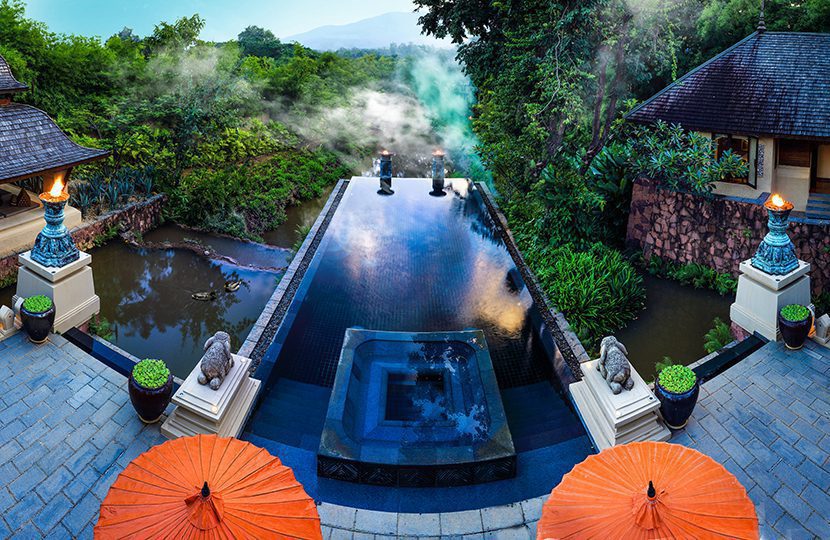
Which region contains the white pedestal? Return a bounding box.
[13,250,100,333]
[161,354,261,439]
[570,360,670,451]
[730,259,811,341]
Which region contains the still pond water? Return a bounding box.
[0,186,730,380]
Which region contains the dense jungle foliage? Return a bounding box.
[415,0,829,349]
[0,0,395,240]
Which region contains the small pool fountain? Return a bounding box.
[430,149,446,197]
[318,328,516,487]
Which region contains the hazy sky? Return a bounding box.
[24,0,420,41]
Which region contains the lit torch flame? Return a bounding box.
[49,175,65,198]
[771,194,785,208]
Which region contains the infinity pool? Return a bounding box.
[244,178,593,511]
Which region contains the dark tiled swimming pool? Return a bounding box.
[245,177,592,511]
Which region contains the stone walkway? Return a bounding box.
[0,332,165,539]
[675,339,830,539]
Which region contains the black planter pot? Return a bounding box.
[20,305,56,344]
[778,311,813,350]
[128,373,174,424]
[654,376,700,430]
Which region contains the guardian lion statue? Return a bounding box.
[597,336,634,394]
[198,331,234,390]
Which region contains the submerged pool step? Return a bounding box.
[501,382,584,452]
[249,378,332,450]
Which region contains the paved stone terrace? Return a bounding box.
[0,332,165,539]
[675,340,830,540]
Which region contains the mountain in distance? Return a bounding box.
[286,12,452,51]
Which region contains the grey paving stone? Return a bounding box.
[5,492,44,531]
[772,486,811,522]
[440,510,484,535]
[719,436,754,468]
[803,511,830,539]
[61,492,101,537]
[8,523,41,540]
[318,504,357,530]
[773,512,813,540]
[0,486,15,514]
[36,466,74,502]
[398,512,440,536]
[33,493,71,534]
[353,510,397,535]
[802,481,830,517]
[481,504,524,531]
[770,460,809,493]
[64,466,100,503]
[9,465,45,500]
[66,403,97,428]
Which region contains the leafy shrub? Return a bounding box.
[132,359,170,389]
[526,243,646,348]
[644,256,736,295]
[655,356,676,374]
[703,317,733,354]
[628,121,748,196]
[780,304,810,322]
[814,293,830,317]
[23,295,53,313]
[657,364,697,393]
[89,315,114,341]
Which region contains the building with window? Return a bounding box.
[627,30,830,218]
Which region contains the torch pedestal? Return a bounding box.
[13,250,100,334]
[730,259,811,341]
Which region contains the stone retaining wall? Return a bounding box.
[626,179,830,294]
[0,194,166,285]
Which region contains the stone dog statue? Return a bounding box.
[597,336,635,394]
[198,331,234,390]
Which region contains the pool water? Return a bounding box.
[246,178,592,510]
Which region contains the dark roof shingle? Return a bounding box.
[627,32,830,140]
[0,103,108,183]
[0,55,28,94]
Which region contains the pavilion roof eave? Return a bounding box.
[0,152,110,186]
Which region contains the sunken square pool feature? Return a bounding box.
[318,328,516,487]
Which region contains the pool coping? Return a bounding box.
[238,178,349,365]
[475,183,589,379]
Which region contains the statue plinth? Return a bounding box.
[14,250,100,333]
[731,259,811,340]
[570,359,670,451]
[161,354,261,439]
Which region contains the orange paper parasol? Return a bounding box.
[95,434,322,539]
[538,442,758,540]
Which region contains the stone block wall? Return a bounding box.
[626,179,830,295]
[0,194,166,286]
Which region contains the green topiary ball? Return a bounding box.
[132,359,170,389]
[22,295,53,313]
[658,364,697,394]
[780,304,810,322]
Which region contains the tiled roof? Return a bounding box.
[0,55,28,94]
[0,103,108,183]
[627,32,830,140]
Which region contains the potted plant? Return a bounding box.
[778,304,813,350]
[20,295,55,344]
[654,364,699,430]
[128,359,174,424]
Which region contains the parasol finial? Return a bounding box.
[202,482,210,498]
[647,481,656,499]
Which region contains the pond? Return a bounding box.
[0,223,292,379]
[615,274,732,381]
